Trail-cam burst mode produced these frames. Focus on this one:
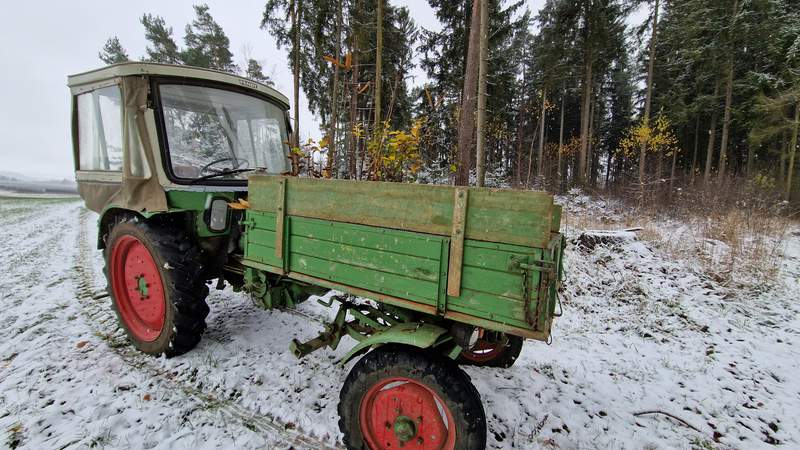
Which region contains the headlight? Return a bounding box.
[208,198,229,232]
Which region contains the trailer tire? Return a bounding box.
[104,217,209,357]
[339,344,486,450]
[458,333,523,368]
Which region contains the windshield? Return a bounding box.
[158,83,291,181]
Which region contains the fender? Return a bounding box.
[339,322,451,366]
[96,205,188,249]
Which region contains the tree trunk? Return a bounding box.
[690,115,699,183]
[328,0,343,177]
[455,0,482,186]
[557,89,565,192]
[515,48,529,188]
[639,0,660,185]
[778,134,787,188]
[578,47,593,185]
[476,0,488,186]
[704,79,720,185]
[656,147,663,180]
[537,87,547,178]
[717,59,734,183]
[587,96,597,187]
[669,145,677,196]
[374,0,383,131]
[717,0,738,183]
[745,140,755,176]
[348,20,360,179]
[514,117,524,188]
[526,120,540,187]
[292,0,301,149]
[556,86,567,192]
[786,101,799,201]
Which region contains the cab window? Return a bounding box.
[77,85,123,171]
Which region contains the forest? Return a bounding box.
[100,0,800,205]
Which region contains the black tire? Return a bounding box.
[104,217,209,357]
[457,333,523,368]
[339,345,486,450]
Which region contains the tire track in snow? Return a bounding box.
[71,207,340,450]
[0,200,81,283]
[0,199,82,307]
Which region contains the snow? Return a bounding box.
[1,195,799,449]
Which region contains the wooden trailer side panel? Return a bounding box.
[287,217,449,309]
[247,176,554,248]
[243,175,559,337]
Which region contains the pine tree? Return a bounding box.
[245,59,275,86]
[141,14,182,64]
[99,37,129,65]
[182,4,237,72]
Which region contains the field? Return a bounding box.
[0,195,798,449]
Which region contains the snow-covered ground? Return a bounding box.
[1,196,798,449]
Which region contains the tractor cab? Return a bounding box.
[67,62,292,214]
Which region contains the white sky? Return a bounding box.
[0,0,553,179]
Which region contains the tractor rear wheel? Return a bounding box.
[104,218,209,356]
[338,345,486,450]
[458,332,523,368]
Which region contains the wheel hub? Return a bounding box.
[393,415,417,444]
[136,275,149,298]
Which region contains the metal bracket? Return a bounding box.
[508,255,556,274]
[287,296,451,364]
[508,255,555,327]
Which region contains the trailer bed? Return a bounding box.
[242,176,564,340]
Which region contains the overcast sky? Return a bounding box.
[0,0,552,179]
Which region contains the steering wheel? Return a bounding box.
[200,157,250,176]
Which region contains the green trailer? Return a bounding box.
[68,62,565,450]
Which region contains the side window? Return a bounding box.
[77,85,123,171]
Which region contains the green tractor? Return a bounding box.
[68,62,565,450]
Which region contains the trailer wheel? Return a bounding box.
[458,333,523,368]
[104,218,209,357]
[339,345,486,450]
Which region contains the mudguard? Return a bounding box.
[339,322,450,365]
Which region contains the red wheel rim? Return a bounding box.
[110,235,166,342]
[360,377,456,450]
[460,338,506,364]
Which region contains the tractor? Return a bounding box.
[68,62,565,450]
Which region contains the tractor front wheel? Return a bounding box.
[104,218,209,356]
[339,345,486,450]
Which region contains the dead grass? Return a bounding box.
[561,179,798,291]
